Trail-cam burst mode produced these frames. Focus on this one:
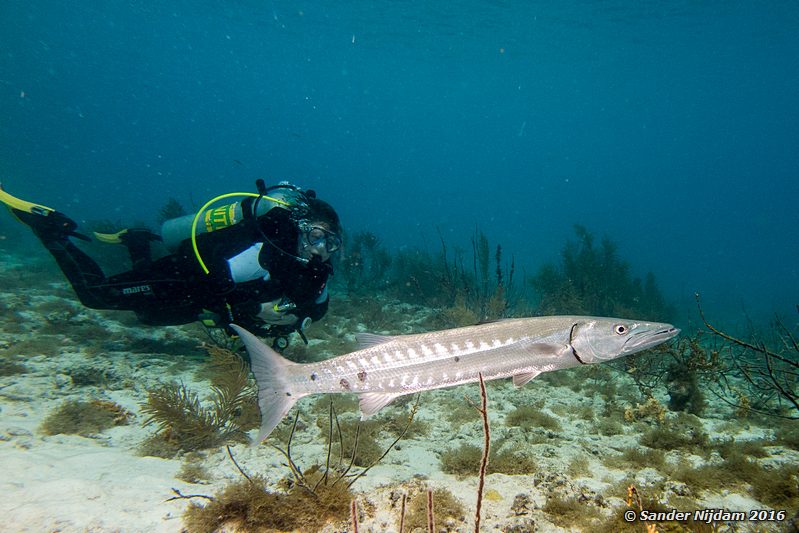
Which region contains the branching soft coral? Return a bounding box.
[141,345,255,453]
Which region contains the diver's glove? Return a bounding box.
[200,303,279,338]
[257,297,299,326]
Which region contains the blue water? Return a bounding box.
[1,1,797,327]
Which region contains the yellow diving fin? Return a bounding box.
[93,229,128,244]
[0,182,56,216]
[0,182,91,242]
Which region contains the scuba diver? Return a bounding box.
[0,180,342,348]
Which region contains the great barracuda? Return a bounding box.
[231,316,679,442]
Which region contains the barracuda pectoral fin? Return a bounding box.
[511,341,570,387]
[358,392,405,417]
[355,332,397,349]
[512,371,542,387]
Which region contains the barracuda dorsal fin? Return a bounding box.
[512,371,542,387]
[358,392,404,417]
[355,332,396,349]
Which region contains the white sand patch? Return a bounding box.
[0,439,187,533]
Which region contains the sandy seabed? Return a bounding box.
[0,267,795,532]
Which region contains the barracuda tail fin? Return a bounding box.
[230,324,305,443]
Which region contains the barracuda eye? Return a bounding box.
[614,324,628,335]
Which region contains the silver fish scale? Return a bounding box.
[284,317,578,395]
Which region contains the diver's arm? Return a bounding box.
[254,283,328,327]
[256,299,299,326]
[302,294,329,322]
[293,284,329,323]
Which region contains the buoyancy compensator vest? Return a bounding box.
[159,180,310,274]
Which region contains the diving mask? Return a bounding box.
[299,222,342,254]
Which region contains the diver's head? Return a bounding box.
[257,189,342,267]
[296,196,342,263]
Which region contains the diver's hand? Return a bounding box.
[257,299,299,326]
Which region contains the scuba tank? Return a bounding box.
[160,181,306,253]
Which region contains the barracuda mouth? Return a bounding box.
[623,325,680,353]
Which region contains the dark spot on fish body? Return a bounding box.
[310,372,318,381]
[357,371,367,382]
[340,378,351,390]
[454,356,460,363]
[286,392,292,397]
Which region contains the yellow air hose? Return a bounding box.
[190,192,291,274]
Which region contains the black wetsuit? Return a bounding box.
[28,207,331,336]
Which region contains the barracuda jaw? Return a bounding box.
[622,325,681,355]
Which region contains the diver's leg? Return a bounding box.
[39,238,111,308]
[0,186,119,308]
[24,223,129,309]
[33,230,198,317]
[103,257,204,325]
[94,228,163,270]
[2,185,203,324]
